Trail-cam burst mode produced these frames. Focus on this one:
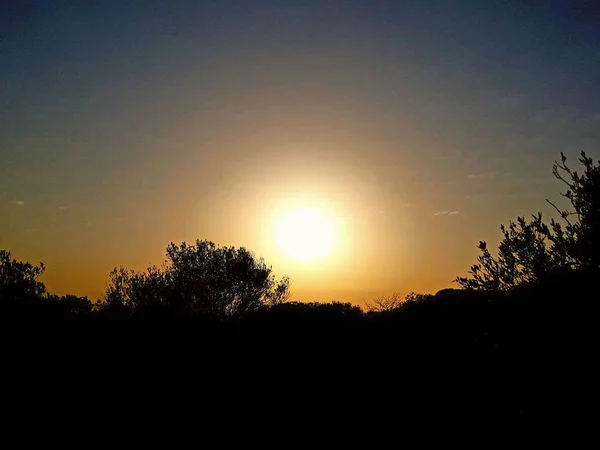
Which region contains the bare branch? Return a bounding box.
[552,166,575,189]
[546,198,574,226]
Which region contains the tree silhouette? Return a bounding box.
[102,240,290,319]
[0,250,46,302]
[365,292,430,312]
[456,151,600,291]
[46,294,94,317]
[455,215,554,291]
[365,293,404,312]
[546,151,600,270]
[264,301,364,321]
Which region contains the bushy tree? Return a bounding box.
[102,240,290,319]
[0,250,46,301]
[103,265,171,315]
[456,151,600,291]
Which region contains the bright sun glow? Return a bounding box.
[274,208,337,262]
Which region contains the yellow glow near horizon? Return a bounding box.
[274,207,337,263]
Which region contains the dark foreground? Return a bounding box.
[2,272,596,437]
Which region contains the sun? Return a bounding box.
[274,207,337,262]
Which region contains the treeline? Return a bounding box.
[3,151,599,427]
[1,151,598,339]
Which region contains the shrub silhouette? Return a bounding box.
[45,294,93,318]
[456,151,600,291]
[100,240,291,319]
[265,301,363,320]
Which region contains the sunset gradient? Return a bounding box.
[2,1,599,304]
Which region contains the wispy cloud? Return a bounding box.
[467,171,512,180]
[12,200,25,206]
[25,229,37,233]
[467,171,500,180]
[433,149,464,161]
[58,205,67,210]
[433,210,459,216]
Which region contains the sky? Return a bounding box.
[1,0,600,304]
